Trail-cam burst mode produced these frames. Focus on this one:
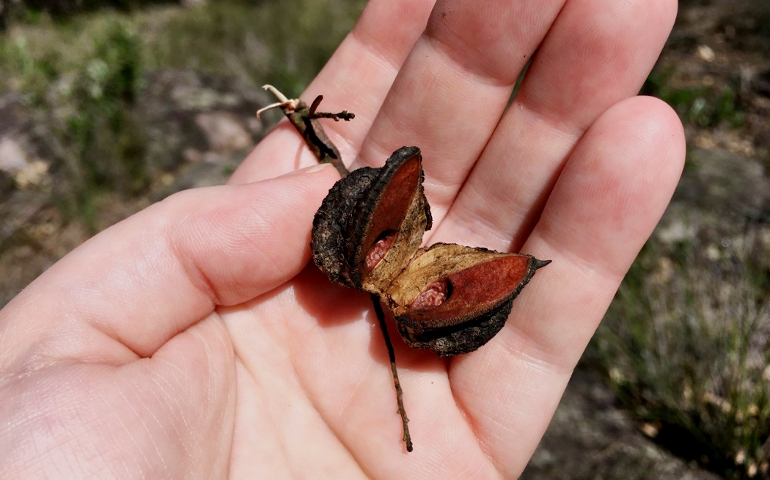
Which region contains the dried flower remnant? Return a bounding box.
[257,84,354,177]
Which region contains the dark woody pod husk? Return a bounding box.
[311,146,550,357]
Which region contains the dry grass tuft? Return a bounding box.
[597,223,770,479]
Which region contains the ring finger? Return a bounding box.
[350,0,566,223]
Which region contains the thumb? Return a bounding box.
[0,163,339,361]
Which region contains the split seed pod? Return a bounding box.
[312,146,550,357]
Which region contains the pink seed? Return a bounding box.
[365,233,397,270]
[410,280,448,309]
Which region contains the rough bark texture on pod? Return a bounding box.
[311,146,431,289]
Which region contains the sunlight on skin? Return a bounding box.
[0,0,683,478]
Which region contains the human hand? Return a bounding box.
[0,0,684,478]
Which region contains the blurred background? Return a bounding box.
[0,1,768,478]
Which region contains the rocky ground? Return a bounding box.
[1,0,769,478]
[0,70,276,306]
[522,144,770,480]
[524,1,770,477]
[522,366,724,480]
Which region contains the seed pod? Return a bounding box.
[311,146,549,356]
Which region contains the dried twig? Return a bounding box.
[371,294,413,452]
[258,85,353,177]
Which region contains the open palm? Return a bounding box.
[0,0,684,478]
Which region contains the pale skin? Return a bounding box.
[0,0,684,478]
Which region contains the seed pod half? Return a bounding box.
[311,146,550,356]
[311,146,431,291]
[384,244,550,356]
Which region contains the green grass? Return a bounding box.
[1,0,367,94]
[595,227,770,479]
[141,0,366,97]
[642,67,745,129]
[2,18,147,231]
[0,0,366,230]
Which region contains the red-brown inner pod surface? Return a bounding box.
[407,255,531,323]
[360,156,421,273]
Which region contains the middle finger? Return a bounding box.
[351,0,567,223]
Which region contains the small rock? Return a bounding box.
[697,45,716,62]
[0,138,28,173]
[0,137,49,189]
[655,215,697,245]
[641,422,660,438]
[14,160,49,189]
[183,148,204,163]
[194,112,253,155]
[694,134,716,150]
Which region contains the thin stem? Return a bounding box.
[309,94,355,121]
[261,84,290,103]
[256,102,285,119]
[309,94,324,115]
[371,294,413,452]
[311,110,356,121]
